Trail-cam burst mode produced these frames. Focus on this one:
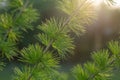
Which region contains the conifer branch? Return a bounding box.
[14,0,29,20]
[3,28,12,41]
[27,65,38,80]
[3,0,29,41]
[1,0,119,80]
[41,0,89,55]
[26,5,91,80]
[87,58,115,80]
[43,39,54,53]
[59,0,88,32]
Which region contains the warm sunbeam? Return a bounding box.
[93,0,120,7]
[114,0,120,7]
[93,0,104,6]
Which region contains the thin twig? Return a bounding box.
[27,64,37,80]
[59,0,89,32]
[27,0,90,80]
[87,58,116,80]
[43,0,89,53]
[3,0,29,41]
[14,0,29,21]
[43,39,54,53]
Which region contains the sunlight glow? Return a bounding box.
[93,0,120,7]
[93,0,104,6]
[114,0,120,7]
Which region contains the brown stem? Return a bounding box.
[43,39,54,53]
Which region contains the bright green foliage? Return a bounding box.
[37,18,75,58]
[19,43,60,76]
[108,41,120,69]
[20,44,44,64]
[13,66,35,80]
[72,64,88,80]
[58,0,96,36]
[35,70,68,80]
[0,0,120,80]
[52,34,74,58]
[0,13,13,29]
[9,0,24,8]
[37,18,63,47]
[15,7,39,31]
[0,40,17,60]
[15,43,60,79]
[11,0,96,79]
[38,18,62,40]
[37,33,51,46]
[13,65,65,80]
[108,41,120,55]
[9,0,39,31]
[71,41,120,80]
[0,13,21,41]
[52,71,68,80]
[92,50,110,69]
[37,19,74,58]
[0,0,39,60]
[84,62,98,75]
